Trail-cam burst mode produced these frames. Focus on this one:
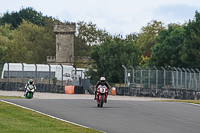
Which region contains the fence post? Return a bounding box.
[146,66,151,88]
[20,62,24,85]
[182,68,187,89]
[34,63,37,85]
[130,66,135,87]
[191,69,196,91]
[153,66,158,88]
[5,61,9,90]
[173,67,178,89]
[122,65,127,87]
[47,63,51,91]
[186,68,191,90]
[60,64,63,91]
[196,69,200,91]
[161,66,166,89]
[178,67,183,89]
[138,66,142,88]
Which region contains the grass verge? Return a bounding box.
[0,99,100,133]
[158,100,200,105]
[0,95,25,99]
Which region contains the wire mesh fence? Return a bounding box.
[123,66,200,91]
[0,63,87,93]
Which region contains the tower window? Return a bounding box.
[57,43,60,50]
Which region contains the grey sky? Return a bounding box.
[0,0,200,36]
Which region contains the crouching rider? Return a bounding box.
[24,79,36,96]
[94,77,110,102]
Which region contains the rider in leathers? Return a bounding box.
[94,77,109,102]
[24,79,36,96]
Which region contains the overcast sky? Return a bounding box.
[0,0,200,36]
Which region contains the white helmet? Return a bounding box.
[100,77,106,83]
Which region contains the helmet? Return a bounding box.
[29,79,34,85]
[100,77,106,84]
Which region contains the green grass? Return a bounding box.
[0,99,100,133]
[0,95,25,99]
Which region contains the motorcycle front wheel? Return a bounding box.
[100,95,104,107]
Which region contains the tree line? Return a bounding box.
[0,7,200,84]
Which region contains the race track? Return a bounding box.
[2,98,200,133]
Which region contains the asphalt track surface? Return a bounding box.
[2,98,200,133]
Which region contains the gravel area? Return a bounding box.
[0,90,171,101]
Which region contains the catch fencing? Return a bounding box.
[122,65,200,91]
[0,62,89,93]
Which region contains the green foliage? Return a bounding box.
[0,7,53,29]
[74,21,110,57]
[148,11,200,69]
[180,11,200,68]
[3,20,55,63]
[148,24,185,68]
[136,20,165,57]
[74,36,90,57]
[88,37,142,84]
[52,77,57,86]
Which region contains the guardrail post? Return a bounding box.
[153,66,158,88]
[161,66,166,89]
[130,66,135,87]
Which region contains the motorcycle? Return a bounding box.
[96,85,108,107]
[25,85,35,99]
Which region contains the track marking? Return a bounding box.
[1,100,105,133]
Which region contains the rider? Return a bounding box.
[24,79,36,96]
[94,77,110,102]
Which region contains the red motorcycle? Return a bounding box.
[96,85,108,107]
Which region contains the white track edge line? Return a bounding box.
[184,102,200,107]
[1,100,105,133]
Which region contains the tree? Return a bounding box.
[74,21,110,57]
[180,11,200,68]
[0,7,52,29]
[0,24,12,63]
[4,20,55,63]
[87,37,142,84]
[136,20,165,57]
[148,24,185,68]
